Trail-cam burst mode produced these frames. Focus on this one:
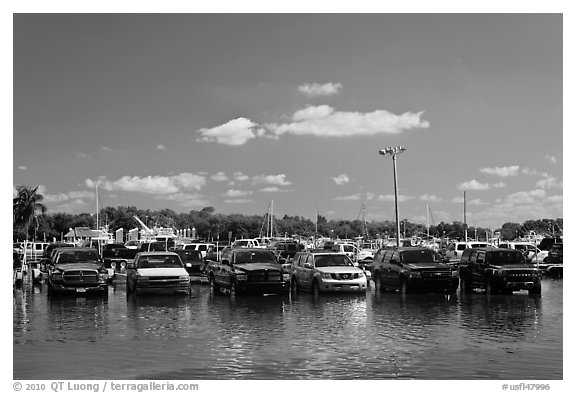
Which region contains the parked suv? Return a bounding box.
[542,244,562,278]
[445,241,492,263]
[46,247,108,296]
[459,248,541,295]
[205,248,289,296]
[289,251,368,296]
[371,246,458,294]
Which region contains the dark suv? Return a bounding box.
[371,246,458,294]
[459,248,541,295]
[543,244,562,278]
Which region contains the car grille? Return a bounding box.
[248,270,281,282]
[505,269,537,281]
[330,273,360,280]
[143,276,188,288]
[421,271,452,279]
[63,270,99,285]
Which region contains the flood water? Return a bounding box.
[13,276,562,380]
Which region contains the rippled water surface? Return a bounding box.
[13,277,563,380]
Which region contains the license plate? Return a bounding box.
[76,288,86,293]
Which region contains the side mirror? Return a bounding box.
[185,263,192,268]
[304,263,312,269]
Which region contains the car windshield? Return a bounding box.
[138,255,183,268]
[176,251,203,262]
[234,251,276,264]
[400,250,441,263]
[314,255,353,268]
[486,251,525,265]
[57,250,100,264]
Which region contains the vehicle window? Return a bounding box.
[400,249,440,263]
[343,245,354,252]
[500,244,509,249]
[382,250,391,264]
[515,245,526,251]
[485,251,524,265]
[177,251,202,262]
[373,250,385,264]
[468,251,477,263]
[471,243,488,248]
[476,252,485,264]
[234,251,276,264]
[57,250,100,264]
[314,255,353,268]
[138,255,183,268]
[457,244,467,251]
[198,245,207,251]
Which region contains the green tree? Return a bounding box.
[13,185,47,241]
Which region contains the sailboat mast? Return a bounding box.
[426,203,430,239]
[96,184,99,230]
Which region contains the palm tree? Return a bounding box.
[13,185,47,241]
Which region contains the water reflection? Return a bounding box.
[13,278,562,380]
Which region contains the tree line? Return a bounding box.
[13,185,563,243]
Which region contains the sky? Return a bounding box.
[11,13,564,230]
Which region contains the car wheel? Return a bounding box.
[312,280,320,297]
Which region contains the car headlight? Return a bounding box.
[51,272,63,281]
[99,272,109,282]
[236,274,248,281]
[321,273,332,280]
[179,275,190,280]
[282,273,291,281]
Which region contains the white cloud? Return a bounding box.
[334,194,362,201]
[479,165,520,177]
[211,172,229,182]
[419,194,442,203]
[252,174,292,186]
[378,194,415,202]
[505,189,547,205]
[332,173,351,185]
[76,152,91,159]
[458,179,491,191]
[18,166,27,170]
[86,173,206,195]
[298,82,342,97]
[196,117,265,146]
[267,106,430,138]
[545,154,557,165]
[224,189,253,198]
[260,187,290,193]
[224,198,253,204]
[536,176,562,189]
[233,172,250,182]
[156,144,166,150]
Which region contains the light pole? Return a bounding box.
[379,146,406,247]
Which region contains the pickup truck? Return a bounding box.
[102,244,139,280]
[205,247,290,296]
[46,247,108,296]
